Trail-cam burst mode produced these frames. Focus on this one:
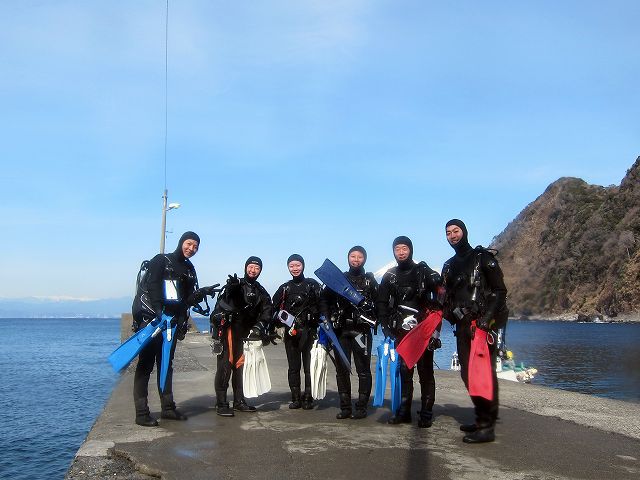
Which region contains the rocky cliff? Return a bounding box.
[491,156,640,319]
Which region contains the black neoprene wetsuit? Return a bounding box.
[272,276,323,403]
[442,245,508,428]
[211,276,273,407]
[132,245,198,418]
[377,260,442,422]
[323,267,378,416]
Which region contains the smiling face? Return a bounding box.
[288,261,303,277]
[446,225,464,246]
[393,244,411,262]
[181,239,199,258]
[246,263,261,279]
[348,250,365,269]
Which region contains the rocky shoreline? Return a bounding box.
[513,312,640,323]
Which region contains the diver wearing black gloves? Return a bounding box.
[272,254,323,410]
[210,256,273,417]
[131,231,202,427]
[442,219,508,443]
[377,236,443,428]
[323,246,378,419]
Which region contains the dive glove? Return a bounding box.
[210,339,223,355]
[476,315,494,332]
[427,337,442,351]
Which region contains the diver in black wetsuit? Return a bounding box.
[377,236,442,428]
[272,254,323,410]
[211,256,273,417]
[131,231,201,427]
[442,219,508,443]
[323,246,378,419]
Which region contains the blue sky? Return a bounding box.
[1,1,638,299]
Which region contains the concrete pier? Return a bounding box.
[67,331,640,480]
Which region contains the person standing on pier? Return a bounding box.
[131,231,201,427]
[210,256,273,417]
[441,219,508,443]
[323,246,378,419]
[377,236,443,427]
[272,254,323,410]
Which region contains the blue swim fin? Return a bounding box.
[373,338,389,407]
[314,259,364,306]
[389,339,402,414]
[319,318,351,373]
[108,316,163,372]
[159,314,176,393]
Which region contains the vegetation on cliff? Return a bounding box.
[492,157,640,318]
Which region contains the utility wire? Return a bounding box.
[163,0,169,191]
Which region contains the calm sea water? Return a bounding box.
[0,318,120,480]
[2,318,639,479]
[495,320,640,402]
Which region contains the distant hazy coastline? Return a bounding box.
[0,296,131,318]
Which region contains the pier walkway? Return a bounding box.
[67,329,640,479]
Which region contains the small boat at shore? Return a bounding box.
[496,354,538,383]
[450,328,538,383]
[450,351,538,383]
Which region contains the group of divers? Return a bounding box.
[121,219,508,444]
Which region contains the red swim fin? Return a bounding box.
[396,310,442,369]
[468,320,494,401]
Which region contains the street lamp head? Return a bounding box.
[160,190,180,254]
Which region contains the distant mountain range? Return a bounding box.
[6,158,639,322]
[0,297,133,318]
[491,156,640,320]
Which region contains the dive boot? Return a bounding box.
[460,423,478,432]
[387,413,412,424]
[289,388,302,409]
[417,410,433,428]
[161,408,188,421]
[351,394,369,420]
[301,392,314,410]
[135,414,158,427]
[336,393,352,419]
[388,396,412,424]
[216,403,235,417]
[336,409,352,419]
[134,398,158,427]
[234,400,257,412]
[463,427,495,443]
[215,391,234,417]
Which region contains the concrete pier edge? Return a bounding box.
[66,317,640,480]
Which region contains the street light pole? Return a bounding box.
[160,189,169,253]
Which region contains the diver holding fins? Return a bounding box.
[210,256,274,417]
[131,231,205,427]
[272,254,324,410]
[442,219,508,443]
[322,246,378,419]
[377,236,443,428]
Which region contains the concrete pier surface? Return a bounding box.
[68,331,640,480]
